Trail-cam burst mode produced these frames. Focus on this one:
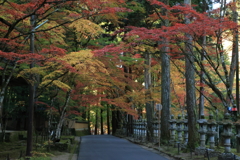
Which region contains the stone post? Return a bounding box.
[195,115,207,155]
[183,115,188,146]
[207,114,217,149]
[176,115,183,145]
[152,118,158,143]
[218,113,235,160]
[221,113,233,153]
[169,114,176,146]
[234,117,240,153]
[197,115,208,148]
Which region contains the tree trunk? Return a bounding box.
[94,108,98,135]
[87,110,91,135]
[185,52,199,149]
[199,35,206,118]
[0,62,17,141]
[160,43,171,143]
[145,53,154,142]
[26,15,36,158]
[159,0,171,144]
[101,109,104,135]
[184,0,199,150]
[55,90,72,140]
[55,112,66,140]
[0,90,5,132]
[127,114,133,136]
[107,105,110,134]
[232,0,239,113]
[112,110,117,135]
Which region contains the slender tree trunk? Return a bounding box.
[184,0,198,149]
[101,109,104,135]
[55,90,72,140]
[55,112,66,140]
[26,15,36,158]
[145,53,154,142]
[0,61,17,141]
[47,98,54,151]
[117,110,121,130]
[87,110,91,134]
[112,110,117,135]
[94,109,98,135]
[232,0,239,113]
[0,90,5,133]
[199,35,206,118]
[107,105,110,134]
[127,114,133,136]
[228,29,237,107]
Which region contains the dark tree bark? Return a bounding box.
[26,15,36,158]
[156,0,171,144]
[127,114,133,136]
[107,105,110,134]
[101,109,104,135]
[87,110,91,135]
[112,111,116,135]
[145,53,154,142]
[161,45,171,143]
[184,0,199,149]
[94,109,98,135]
[231,0,239,113]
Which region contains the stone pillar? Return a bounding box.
[198,115,208,148]
[218,113,235,160]
[234,118,240,153]
[176,115,183,145]
[169,115,176,146]
[221,113,233,153]
[152,118,158,143]
[183,115,188,146]
[195,115,207,155]
[207,114,217,149]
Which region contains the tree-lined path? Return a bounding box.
[78,135,172,160]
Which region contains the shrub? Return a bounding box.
[75,129,90,136]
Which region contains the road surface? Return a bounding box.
[78,135,173,160]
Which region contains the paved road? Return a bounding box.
[78,135,171,160]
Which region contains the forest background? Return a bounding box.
[0,0,239,158]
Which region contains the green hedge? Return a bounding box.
[75,129,90,136]
[0,131,27,142]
